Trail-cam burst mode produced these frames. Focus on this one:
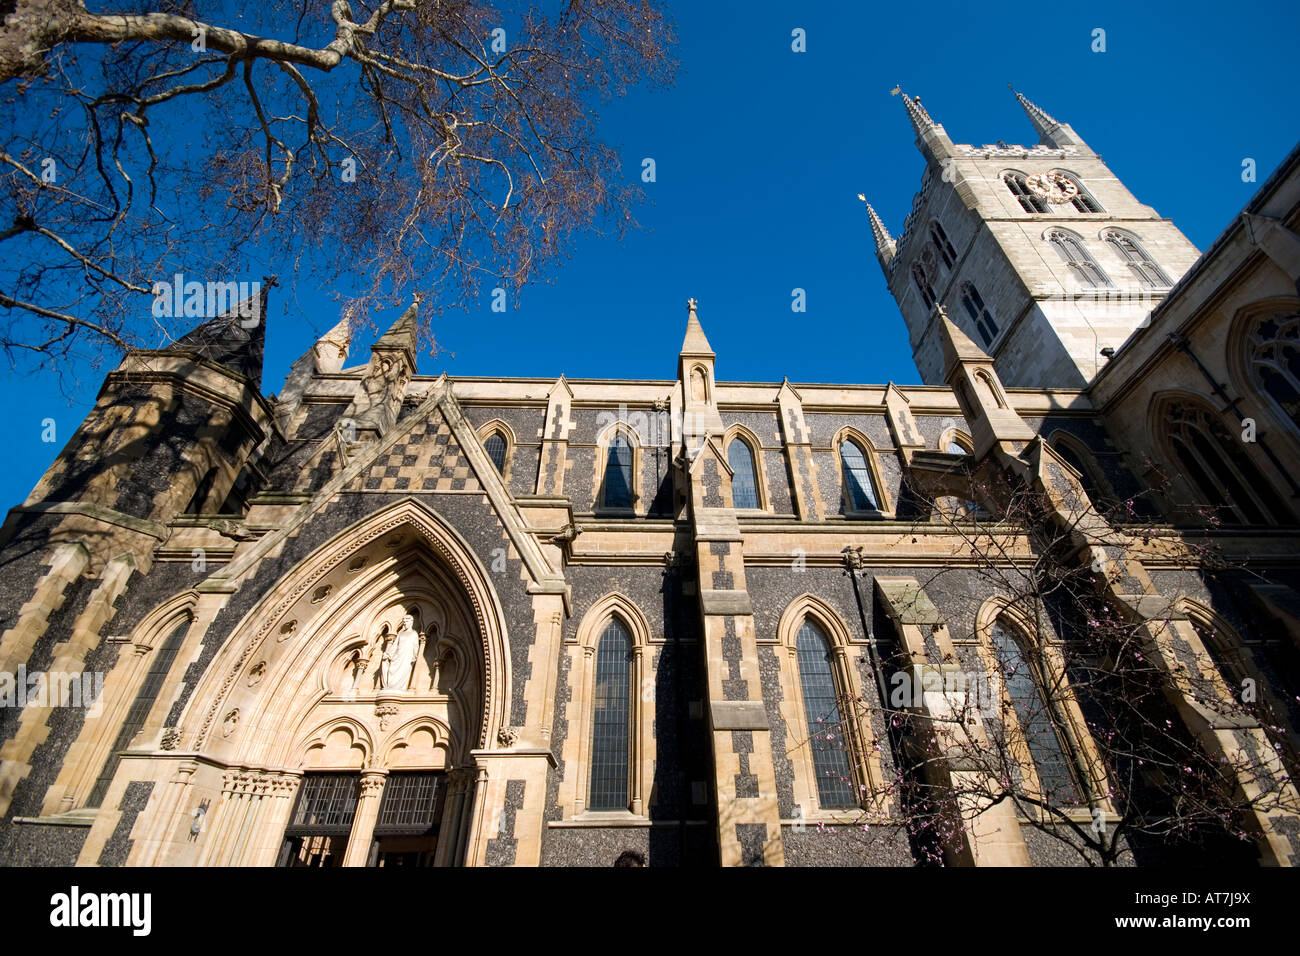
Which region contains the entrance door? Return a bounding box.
[278,773,360,867]
[367,771,446,867]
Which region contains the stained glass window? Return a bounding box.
[840,439,879,512]
[796,621,856,808]
[588,618,632,810]
[990,621,1080,804]
[485,432,507,474]
[604,435,633,509]
[728,438,760,509]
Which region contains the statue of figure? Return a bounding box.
[379,614,421,691]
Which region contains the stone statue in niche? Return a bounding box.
[377,614,424,691]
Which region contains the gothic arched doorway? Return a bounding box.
[171,499,511,867]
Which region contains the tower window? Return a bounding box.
[588,617,632,811]
[1056,172,1104,213]
[602,434,634,510]
[1046,229,1112,288]
[484,432,507,474]
[1247,312,1300,431]
[930,221,957,269]
[912,263,936,309]
[1165,401,1288,525]
[1103,230,1171,288]
[796,620,857,809]
[1004,172,1050,214]
[727,437,761,510]
[959,283,999,346]
[839,438,880,512]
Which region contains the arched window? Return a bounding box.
[185,467,219,515]
[930,221,957,270]
[960,283,998,346]
[913,263,937,309]
[484,432,507,475]
[727,438,760,510]
[839,438,880,512]
[1051,438,1105,506]
[690,366,708,403]
[88,617,190,807]
[1055,171,1104,213]
[602,434,634,510]
[1004,172,1049,214]
[989,618,1082,804]
[588,617,632,811]
[941,433,982,517]
[796,620,857,808]
[1165,401,1288,525]
[1246,312,1300,430]
[1046,229,1111,288]
[1103,230,1171,288]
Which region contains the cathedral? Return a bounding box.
[1,89,1299,867]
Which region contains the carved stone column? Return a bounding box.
[341,770,388,867]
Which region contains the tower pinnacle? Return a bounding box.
[859,195,896,265]
[892,87,955,163]
[1007,85,1089,150]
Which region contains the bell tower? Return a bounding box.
[864,88,1203,388]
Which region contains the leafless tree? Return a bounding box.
[792,452,1300,866]
[0,0,675,371]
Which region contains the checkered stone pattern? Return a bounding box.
[349,414,482,493]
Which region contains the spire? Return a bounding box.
[313,314,352,373]
[370,295,419,373]
[891,86,954,163]
[680,297,715,357]
[1007,85,1089,150]
[902,92,934,136]
[859,195,896,264]
[1009,85,1058,139]
[374,296,418,352]
[936,305,989,376]
[171,280,268,388]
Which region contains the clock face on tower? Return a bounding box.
[1025,171,1080,204]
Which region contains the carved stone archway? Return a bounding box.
[151,498,513,866]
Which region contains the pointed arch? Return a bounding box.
[594,420,642,513]
[178,497,512,762]
[959,282,999,347]
[832,426,890,516]
[1226,297,1300,445]
[689,365,711,403]
[937,426,973,455]
[48,589,199,812]
[570,593,654,816]
[1046,429,1116,509]
[1049,169,1104,213]
[723,423,768,511]
[973,597,1105,809]
[1148,390,1290,525]
[475,418,517,483]
[1101,228,1171,288]
[1003,170,1049,213]
[774,594,877,815]
[1044,227,1112,288]
[929,220,957,270]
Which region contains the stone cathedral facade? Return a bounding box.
[2,90,1299,867]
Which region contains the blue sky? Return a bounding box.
[3,0,1298,510]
